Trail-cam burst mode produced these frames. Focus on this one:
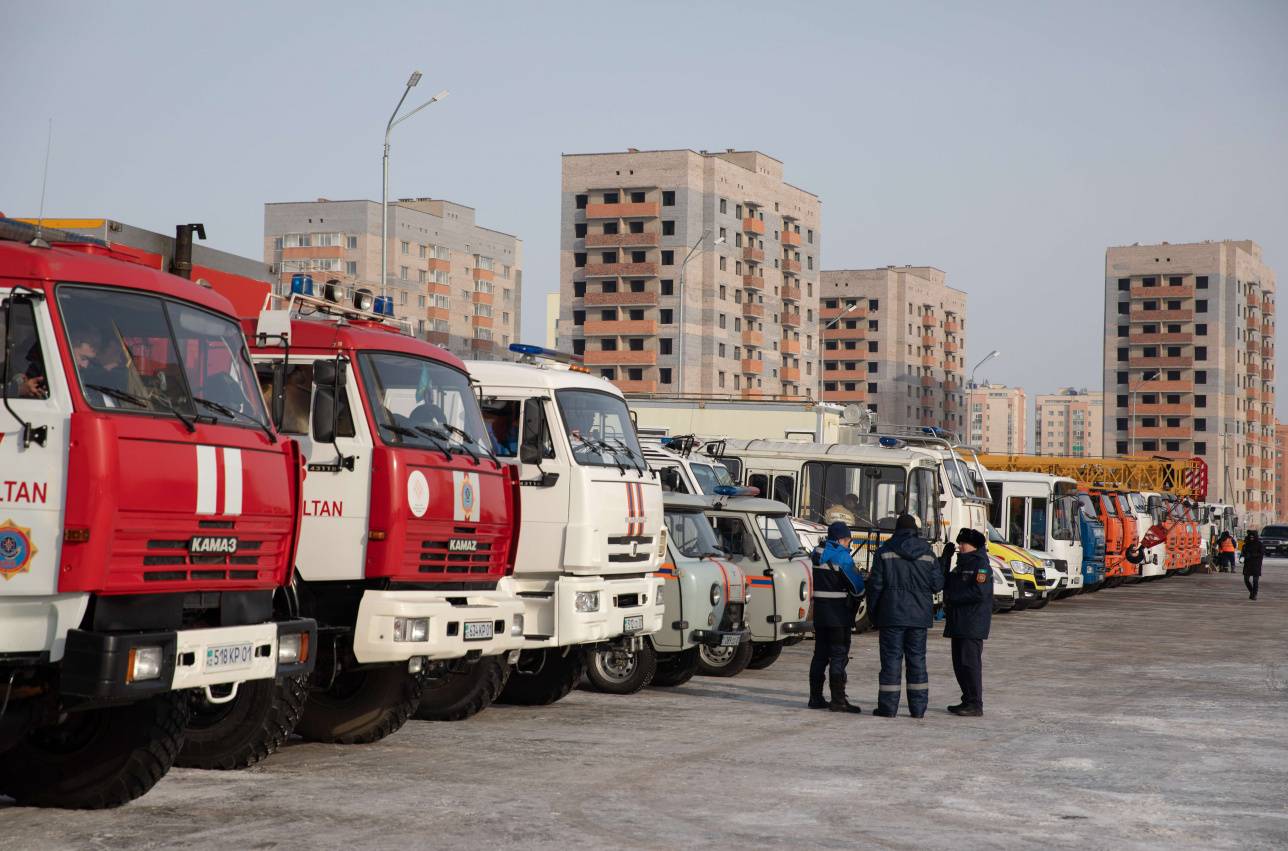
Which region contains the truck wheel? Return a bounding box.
[1030,595,1051,610]
[295,665,425,744]
[176,675,308,770]
[696,639,755,677]
[585,643,657,695]
[416,656,510,721]
[651,648,700,687]
[497,649,585,706]
[0,691,189,809]
[747,640,783,670]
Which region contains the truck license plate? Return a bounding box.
[623,615,644,633]
[464,621,494,641]
[205,642,254,672]
[720,634,741,647]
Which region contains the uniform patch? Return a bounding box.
[0,519,36,580]
[453,471,480,522]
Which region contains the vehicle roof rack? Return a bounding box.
[258,288,413,338]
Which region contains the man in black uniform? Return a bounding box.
[808,521,864,714]
[943,528,992,716]
[868,514,944,718]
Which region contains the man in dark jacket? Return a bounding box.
[808,522,864,713]
[943,528,992,717]
[867,514,944,718]
[1243,531,1264,600]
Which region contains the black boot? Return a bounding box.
[808,694,828,709]
[948,704,983,717]
[828,699,862,714]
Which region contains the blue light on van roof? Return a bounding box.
[290,274,314,296]
[713,485,759,497]
[510,343,551,356]
[879,436,903,448]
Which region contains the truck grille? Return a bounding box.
[108,515,287,591]
[407,523,509,578]
[606,534,653,564]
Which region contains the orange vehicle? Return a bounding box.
[1111,492,1141,583]
[1087,489,1126,584]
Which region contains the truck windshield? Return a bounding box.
[58,285,267,429]
[665,509,722,559]
[800,460,907,531]
[1129,493,1148,514]
[757,513,805,558]
[555,388,643,468]
[942,456,978,499]
[1052,496,1076,542]
[1076,493,1098,520]
[358,352,488,453]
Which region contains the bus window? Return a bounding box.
[1052,496,1076,542]
[748,473,769,497]
[772,475,795,511]
[987,482,1003,527]
[907,467,939,541]
[1029,498,1048,552]
[800,461,907,531]
[1008,497,1026,548]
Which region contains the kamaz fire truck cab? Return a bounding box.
[195,282,527,750]
[0,222,314,807]
[466,346,665,705]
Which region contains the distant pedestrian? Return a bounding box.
[1242,531,1263,600]
[808,522,864,714]
[943,528,992,717]
[867,514,944,718]
[1217,531,1237,573]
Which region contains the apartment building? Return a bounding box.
[819,266,966,431]
[1275,421,1287,523]
[1102,240,1275,524]
[560,149,821,398]
[1035,388,1103,457]
[264,198,522,361]
[967,383,1027,454]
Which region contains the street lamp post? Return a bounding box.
[816,302,859,401]
[969,349,1001,388]
[676,231,724,397]
[381,71,449,300]
[1125,370,1161,456]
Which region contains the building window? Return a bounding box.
[660,368,672,384]
[660,309,673,324]
[575,194,588,209]
[400,266,409,280]
[574,223,587,238]
[603,192,619,204]
[1195,418,1207,432]
[661,250,675,265]
[573,338,586,355]
[573,310,585,326]
[346,236,358,249]
[1117,278,1130,291]
[1196,276,1208,289]
[630,191,646,203]
[345,261,358,276]
[661,279,674,295]
[662,220,675,236]
[1195,394,1206,408]
[661,338,673,355]
[662,190,676,206]
[1196,299,1208,312]
[573,281,586,297]
[574,252,586,268]
[400,241,409,255]
[1117,347,1128,362]
[1195,370,1207,384]
[807,229,814,244]
[719,256,727,271]
[1116,394,1128,407]
[1195,323,1207,336]
[1195,441,1206,454]
[1195,346,1207,361]
[1117,441,1128,454]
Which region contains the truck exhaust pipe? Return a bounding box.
[171,223,207,279]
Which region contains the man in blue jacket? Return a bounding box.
[943,527,992,717]
[808,521,865,714]
[868,514,944,718]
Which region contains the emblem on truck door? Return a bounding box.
[408,470,431,518]
[0,519,37,580]
[453,471,480,522]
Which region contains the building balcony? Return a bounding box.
[1133,427,1191,440]
[822,304,866,321]
[741,301,765,318]
[782,230,801,247]
[585,289,659,307]
[781,367,801,382]
[781,284,801,302]
[823,366,863,380]
[1131,332,1193,345]
[781,338,800,355]
[944,339,959,353]
[424,330,450,347]
[944,319,961,334]
[472,314,494,330]
[1130,308,1193,323]
[823,325,864,341]
[1131,283,1194,299]
[742,217,765,235]
[471,290,493,306]
[1247,386,1262,401]
[1148,380,1194,393]
[743,275,765,291]
[743,246,764,263]
[921,353,937,367]
[1128,355,1190,368]
[1134,403,1192,417]
[1262,322,1275,337]
[282,246,343,261]
[945,398,959,412]
[920,374,936,386]
[472,267,494,282]
[921,334,936,347]
[584,231,659,248]
[782,311,801,328]
[585,201,660,219]
[1247,291,1261,307]
[585,349,658,366]
[742,329,764,347]
[583,319,658,336]
[740,388,765,400]
[584,261,659,278]
[427,307,452,323]
[921,314,936,327]
[470,338,494,353]
[614,379,659,395]
[781,257,801,274]
[824,388,868,403]
[428,258,450,273]
[742,358,764,375]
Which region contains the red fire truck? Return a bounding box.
[0,219,315,807]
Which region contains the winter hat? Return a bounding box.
[895,514,919,531]
[826,521,851,541]
[956,528,986,549]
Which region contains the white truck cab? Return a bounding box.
[466,347,665,704]
[983,471,1087,596]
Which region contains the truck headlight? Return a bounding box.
[393,616,430,642]
[278,632,308,664]
[126,646,164,683]
[575,591,601,613]
[709,583,722,606]
[656,526,668,559]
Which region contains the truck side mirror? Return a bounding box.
[312,358,344,387]
[269,364,286,431]
[519,444,542,465]
[313,386,338,444]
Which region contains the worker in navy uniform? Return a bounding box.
[868,514,944,718]
[808,521,865,714]
[943,528,992,717]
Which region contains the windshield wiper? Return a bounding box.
[439,422,489,465]
[409,425,455,463]
[571,432,627,476]
[608,437,649,477]
[193,396,274,441]
[87,383,195,433]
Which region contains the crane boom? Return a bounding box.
[975,454,1208,499]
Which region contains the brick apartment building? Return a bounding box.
[1035,388,1103,457]
[1103,240,1275,524]
[560,149,821,398]
[264,198,522,361]
[1276,421,1287,523]
[967,383,1027,454]
[819,266,966,432]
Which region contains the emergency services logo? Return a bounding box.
[0,519,36,580]
[453,471,481,522]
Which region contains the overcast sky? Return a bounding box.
[3,0,1286,418]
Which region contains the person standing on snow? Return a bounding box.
[808,521,864,714]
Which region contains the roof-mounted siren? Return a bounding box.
[290,274,315,296]
[878,436,905,449]
[353,288,375,313]
[508,343,590,373]
[372,295,396,318]
[321,279,345,304]
[713,484,760,497]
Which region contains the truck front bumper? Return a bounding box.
[543,574,666,646]
[59,618,316,701]
[690,627,751,648]
[352,589,526,664]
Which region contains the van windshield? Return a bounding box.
[689,463,722,495]
[758,513,805,559]
[665,509,721,559]
[358,352,488,453]
[555,389,643,468]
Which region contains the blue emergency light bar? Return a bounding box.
[712,485,760,497]
[878,436,904,448]
[509,343,585,363]
[290,274,315,296]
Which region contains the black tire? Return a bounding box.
[651,648,700,687]
[177,675,308,770]
[747,640,783,670]
[1030,594,1051,610]
[584,643,657,695]
[416,656,510,721]
[295,665,425,744]
[497,649,585,706]
[696,638,755,677]
[0,691,189,809]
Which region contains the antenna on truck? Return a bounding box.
[31,118,53,248]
